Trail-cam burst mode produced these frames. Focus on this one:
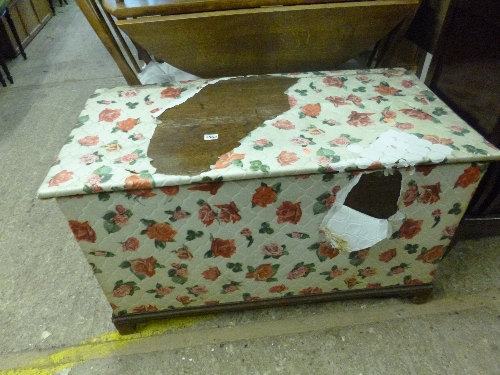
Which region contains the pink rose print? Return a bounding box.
[330,137,350,147]
[120,89,139,98]
[85,174,103,186]
[111,214,129,227]
[213,150,245,169]
[122,237,140,251]
[347,111,375,127]
[105,142,122,152]
[272,120,295,130]
[399,109,434,121]
[422,135,453,145]
[382,109,397,119]
[287,266,308,280]
[198,204,216,226]
[401,80,414,88]
[316,156,332,166]
[300,103,321,117]
[326,96,350,107]
[288,95,297,108]
[79,154,99,164]
[322,76,345,88]
[48,170,73,187]
[290,138,310,146]
[356,75,371,83]
[78,135,99,146]
[262,242,285,257]
[347,94,362,106]
[402,185,418,207]
[113,284,132,298]
[117,153,139,163]
[160,87,181,99]
[255,139,269,146]
[394,122,414,130]
[277,151,299,166]
[98,108,121,122]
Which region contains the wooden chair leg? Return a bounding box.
[4,9,27,60]
[0,69,6,87]
[75,0,140,85]
[0,58,13,85]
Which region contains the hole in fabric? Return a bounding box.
[148,76,298,176]
[343,170,402,219]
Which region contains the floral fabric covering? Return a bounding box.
[37,68,500,199]
[56,161,486,314]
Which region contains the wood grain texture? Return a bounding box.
[149,76,297,176]
[117,1,419,77]
[104,0,350,19]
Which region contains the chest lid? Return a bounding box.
[38,68,500,199]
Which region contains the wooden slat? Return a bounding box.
[117,1,419,77]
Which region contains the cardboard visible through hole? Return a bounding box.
[148,76,298,176]
[343,170,402,219]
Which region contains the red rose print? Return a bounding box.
[443,224,458,238]
[318,242,339,259]
[98,108,121,122]
[322,76,345,88]
[455,165,481,188]
[132,304,158,313]
[211,238,236,258]
[401,80,414,88]
[300,103,321,117]
[299,287,323,295]
[415,165,436,176]
[262,243,284,257]
[124,175,152,191]
[130,256,157,277]
[269,285,288,293]
[189,286,208,295]
[160,87,181,99]
[374,85,400,95]
[359,267,377,277]
[326,96,350,107]
[113,284,132,298]
[276,201,302,224]
[394,122,414,130]
[177,249,193,260]
[198,204,216,226]
[49,170,74,187]
[252,186,277,207]
[419,183,441,204]
[379,248,396,263]
[329,268,346,278]
[68,220,96,243]
[416,245,444,263]
[422,135,453,145]
[347,111,375,127]
[399,109,434,121]
[145,222,177,242]
[287,266,308,280]
[402,185,419,207]
[202,267,221,281]
[398,219,423,239]
[277,151,299,166]
[78,135,99,146]
[214,201,241,223]
[245,264,275,281]
[188,181,223,195]
[160,186,179,196]
[347,94,362,106]
[214,150,245,169]
[382,109,397,119]
[117,118,138,132]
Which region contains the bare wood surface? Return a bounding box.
[149,76,297,176]
[104,0,350,19]
[116,1,419,78]
[112,284,433,334]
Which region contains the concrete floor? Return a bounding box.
[1,4,499,374]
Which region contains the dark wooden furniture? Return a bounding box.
[0,0,52,59]
[76,0,420,85]
[407,0,500,238]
